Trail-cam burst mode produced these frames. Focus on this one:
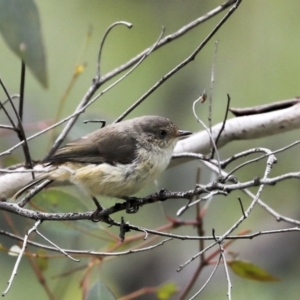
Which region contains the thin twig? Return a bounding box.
[0,168,48,174]
[96,21,132,80]
[220,244,232,300]
[177,242,217,272]
[210,93,231,158]
[18,61,26,122]
[176,190,226,215]
[193,93,222,176]
[0,81,17,128]
[208,40,219,132]
[35,228,79,262]
[237,197,246,218]
[17,180,52,207]
[2,220,42,296]
[176,168,202,217]
[0,94,20,109]
[188,253,222,300]
[0,229,172,256]
[0,125,15,130]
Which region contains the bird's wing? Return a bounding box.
[46,128,137,165]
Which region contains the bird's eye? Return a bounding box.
[158,129,167,138]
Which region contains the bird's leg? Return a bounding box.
[92,196,103,211]
[123,196,140,214]
[91,196,113,224]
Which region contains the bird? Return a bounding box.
[13,116,191,212]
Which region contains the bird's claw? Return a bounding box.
[124,197,139,214]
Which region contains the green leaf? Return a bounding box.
[86,281,116,300]
[228,260,279,282]
[156,282,178,300]
[0,0,48,87]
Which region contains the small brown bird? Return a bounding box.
[14,116,191,208]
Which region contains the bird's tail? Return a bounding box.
[12,173,52,200]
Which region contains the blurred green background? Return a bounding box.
[1,1,300,299]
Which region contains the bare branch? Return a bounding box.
[96,21,132,80]
[186,253,221,300]
[220,244,232,300]
[2,220,42,296]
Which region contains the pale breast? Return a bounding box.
[69,145,173,198]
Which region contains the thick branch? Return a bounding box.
[174,101,300,157]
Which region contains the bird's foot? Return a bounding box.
[90,196,113,224]
[123,196,140,214]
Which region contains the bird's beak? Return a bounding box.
[176,130,192,139]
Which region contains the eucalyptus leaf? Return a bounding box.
[229,260,279,282]
[0,0,48,87]
[86,281,116,300]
